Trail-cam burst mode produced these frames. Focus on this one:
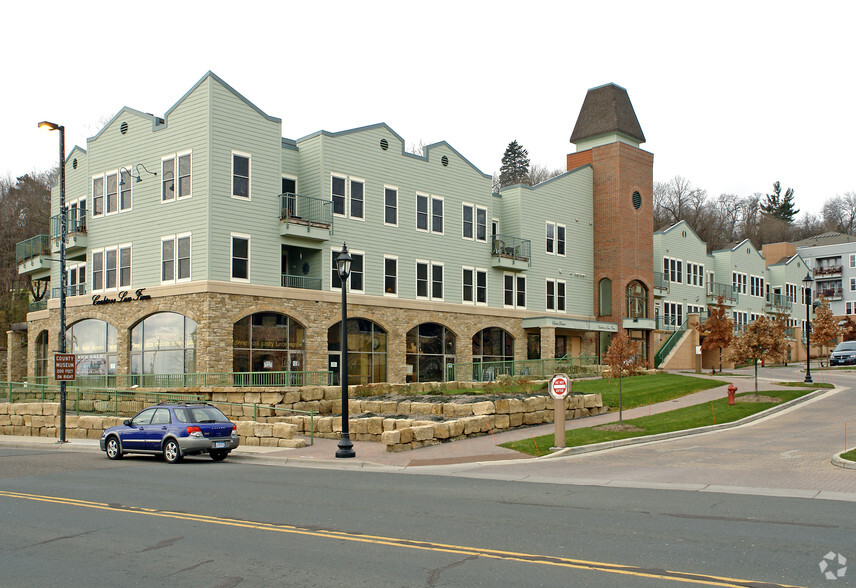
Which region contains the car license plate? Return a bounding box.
[214,441,226,448]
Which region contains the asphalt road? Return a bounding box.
[0,446,851,587]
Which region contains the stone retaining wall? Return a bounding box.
[0,402,305,448]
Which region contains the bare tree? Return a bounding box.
[822,192,856,234]
[699,296,734,372]
[728,316,788,397]
[603,330,641,426]
[527,164,564,186]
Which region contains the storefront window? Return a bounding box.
[67,319,118,376]
[131,312,197,374]
[405,323,456,382]
[233,313,305,373]
[472,327,514,363]
[328,319,387,385]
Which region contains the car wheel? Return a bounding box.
[163,439,182,463]
[105,436,123,460]
[210,450,229,462]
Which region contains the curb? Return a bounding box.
[832,451,856,470]
[539,387,834,460]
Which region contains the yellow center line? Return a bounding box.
[0,490,802,588]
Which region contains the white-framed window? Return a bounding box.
[416,260,443,300]
[330,174,365,220]
[847,301,854,315]
[687,304,705,315]
[491,218,500,238]
[232,152,251,199]
[504,273,526,308]
[686,262,704,287]
[546,279,566,312]
[664,257,683,283]
[384,186,398,226]
[786,283,798,303]
[231,234,250,281]
[850,254,856,268]
[546,221,567,255]
[162,151,192,202]
[91,244,131,292]
[92,170,129,217]
[732,271,747,295]
[384,256,397,296]
[851,278,856,292]
[161,233,191,284]
[331,247,364,293]
[67,262,86,296]
[416,193,443,234]
[462,267,487,305]
[462,204,487,241]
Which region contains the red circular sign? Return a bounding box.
[550,374,569,399]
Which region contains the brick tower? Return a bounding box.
[566,84,654,361]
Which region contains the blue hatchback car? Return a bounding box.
[100,403,239,463]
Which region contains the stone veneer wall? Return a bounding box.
[24,287,598,385]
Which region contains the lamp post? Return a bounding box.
[335,243,355,458]
[803,272,813,384]
[39,121,67,442]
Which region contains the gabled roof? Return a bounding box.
[164,71,280,124]
[570,83,645,144]
[298,122,491,179]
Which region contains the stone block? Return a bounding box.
[381,430,401,446]
[352,419,368,435]
[0,415,10,426]
[87,429,103,440]
[380,401,398,415]
[398,428,414,444]
[255,406,274,418]
[278,438,306,448]
[243,392,261,404]
[324,387,341,401]
[235,421,255,437]
[409,402,433,415]
[31,415,46,428]
[494,414,510,429]
[464,418,481,435]
[66,428,86,439]
[10,415,23,426]
[362,400,382,414]
[317,417,333,433]
[348,400,363,413]
[261,392,283,405]
[583,394,599,408]
[599,406,609,415]
[448,420,465,437]
[388,442,412,452]
[319,400,334,415]
[395,419,414,429]
[273,423,298,439]
[507,398,524,413]
[509,413,524,427]
[524,397,546,412]
[396,402,411,415]
[383,418,397,431]
[433,423,450,439]
[0,404,8,415]
[283,391,301,404]
[494,399,510,414]
[366,417,384,435]
[301,387,324,401]
[43,404,59,416]
[254,423,273,437]
[453,404,474,417]
[472,401,495,416]
[523,412,543,425]
[257,437,278,447]
[243,436,260,446]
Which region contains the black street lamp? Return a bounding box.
[803,272,813,384]
[335,243,355,458]
[39,121,67,443]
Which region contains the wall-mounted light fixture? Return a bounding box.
[119,163,158,185]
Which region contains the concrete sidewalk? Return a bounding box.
[0,371,816,470]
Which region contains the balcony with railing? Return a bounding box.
[52,283,88,299]
[279,193,333,240]
[815,286,844,301]
[653,271,669,295]
[50,208,87,259]
[281,274,322,290]
[16,234,52,277]
[491,234,531,270]
[813,259,843,278]
[765,292,793,312]
[706,281,737,305]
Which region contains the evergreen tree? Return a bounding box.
[760,181,799,223]
[498,140,530,187]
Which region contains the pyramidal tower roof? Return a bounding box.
[570,83,645,145]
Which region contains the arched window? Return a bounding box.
[599,278,612,316]
[626,280,648,319]
[131,312,197,375]
[328,319,387,385]
[472,327,514,363]
[67,319,118,375]
[35,331,49,378]
[406,323,456,382]
[233,312,305,375]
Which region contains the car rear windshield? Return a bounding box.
[174,406,230,424]
[834,342,856,352]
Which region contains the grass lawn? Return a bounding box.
[502,388,812,457]
[571,372,725,411]
[841,448,856,462]
[774,381,835,388]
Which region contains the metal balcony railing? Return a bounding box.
[281,274,322,290]
[52,284,87,298]
[491,234,531,264]
[707,281,737,304]
[653,271,669,293]
[813,265,843,277]
[16,235,51,265]
[280,193,333,228]
[50,208,87,239]
[765,292,793,311]
[816,288,844,301]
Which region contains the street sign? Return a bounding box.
[54,353,76,381]
[549,373,570,399]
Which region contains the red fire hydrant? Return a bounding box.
[727,384,738,405]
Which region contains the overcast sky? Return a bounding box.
[2,1,853,216]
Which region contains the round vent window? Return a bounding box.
[120,121,128,135]
[632,191,642,209]
[72,158,78,169]
[441,155,449,167]
[380,138,389,151]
